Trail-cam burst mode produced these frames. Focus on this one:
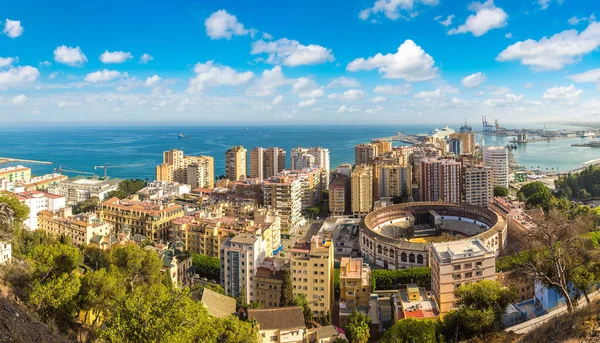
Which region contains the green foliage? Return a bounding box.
[280,269,294,306]
[28,272,81,320]
[78,268,125,327]
[109,244,163,290]
[555,165,600,199]
[193,282,225,294]
[191,253,220,281]
[72,196,100,215]
[333,269,340,299]
[381,318,439,343]
[496,250,531,272]
[518,182,552,211]
[306,206,320,216]
[0,194,30,237]
[107,179,146,199]
[294,294,313,326]
[344,309,371,343]
[493,186,509,197]
[11,228,57,259]
[29,243,82,280]
[82,245,110,271]
[370,267,431,290]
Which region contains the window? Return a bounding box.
[454,265,461,271]
[270,336,278,341]
[475,261,482,267]
[464,263,472,269]
[476,271,483,276]
[465,272,472,278]
[453,273,461,280]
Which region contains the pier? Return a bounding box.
[374,134,421,144]
[0,157,52,165]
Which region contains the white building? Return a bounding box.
[0,242,11,264]
[263,176,303,234]
[15,190,66,230]
[47,176,121,205]
[220,233,268,303]
[290,147,330,188]
[136,181,190,200]
[464,166,493,207]
[483,146,509,188]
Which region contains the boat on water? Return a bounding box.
[430,126,455,138]
[577,130,596,138]
[178,133,190,138]
[572,141,600,148]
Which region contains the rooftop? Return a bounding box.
[431,238,491,262]
[101,197,182,215]
[196,288,236,318]
[247,306,305,331]
[394,286,438,319]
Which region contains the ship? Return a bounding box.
[178,133,190,139]
[578,131,596,138]
[430,126,455,138]
[572,141,600,148]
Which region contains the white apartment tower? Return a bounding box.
[463,166,493,207]
[483,146,509,188]
[290,147,331,188]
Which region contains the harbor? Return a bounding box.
[0,157,52,165]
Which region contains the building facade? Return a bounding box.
[220,233,268,302]
[263,176,302,234]
[254,259,285,308]
[47,176,121,205]
[419,158,462,203]
[339,257,371,325]
[186,156,215,189]
[351,165,373,217]
[15,190,66,230]
[463,166,493,207]
[329,175,350,216]
[290,147,331,188]
[377,164,412,199]
[225,146,247,181]
[483,146,509,188]
[155,149,214,186]
[250,147,286,180]
[38,208,112,246]
[0,165,31,183]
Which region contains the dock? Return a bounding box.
[0,157,52,165]
[374,134,421,144]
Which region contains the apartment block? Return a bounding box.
[351,165,373,216]
[483,146,509,188]
[0,165,31,183]
[290,236,334,317]
[263,176,302,234]
[463,166,493,207]
[220,233,269,302]
[186,156,215,189]
[136,181,190,201]
[99,197,184,241]
[377,164,412,199]
[354,143,378,165]
[225,146,247,181]
[254,257,286,308]
[47,176,121,205]
[280,168,323,209]
[449,132,475,154]
[15,190,66,230]
[250,147,286,180]
[38,208,112,246]
[290,147,330,188]
[329,175,350,216]
[429,239,496,314]
[156,149,214,187]
[419,158,462,203]
[339,257,371,325]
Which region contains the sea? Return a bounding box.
[0,124,598,180]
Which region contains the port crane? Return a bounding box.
[58,166,96,176]
[94,163,146,178]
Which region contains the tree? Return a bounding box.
[77,268,126,327]
[513,210,598,312]
[107,179,146,199]
[28,272,81,321]
[0,193,29,240]
[381,318,438,343]
[571,265,600,304]
[370,267,431,290]
[294,294,313,326]
[191,253,220,281]
[280,269,295,306]
[72,196,100,215]
[344,309,370,343]
[493,186,509,197]
[109,245,163,290]
[29,243,82,281]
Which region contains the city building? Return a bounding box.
[186,156,215,189]
[158,243,193,288]
[18,173,68,191]
[449,132,475,154]
[280,168,323,209]
[99,197,184,241]
[38,208,112,246]
[377,164,412,199]
[290,147,331,188]
[254,257,285,308]
[483,146,509,188]
[463,166,493,207]
[263,176,303,234]
[156,149,214,186]
[354,143,378,165]
[290,236,334,317]
[336,164,352,178]
[15,190,66,230]
[351,165,373,217]
[0,242,11,265]
[339,257,371,325]
[0,165,31,183]
[497,271,534,303]
[250,147,286,180]
[248,307,306,343]
[136,181,190,201]
[392,284,438,322]
[306,325,346,343]
[419,158,462,203]
[220,232,269,302]
[329,175,350,216]
[449,138,462,155]
[172,213,233,258]
[47,176,121,205]
[430,239,496,314]
[225,146,247,181]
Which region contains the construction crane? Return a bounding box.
[58,166,96,176]
[94,163,146,178]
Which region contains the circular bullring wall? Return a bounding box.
[359,202,507,270]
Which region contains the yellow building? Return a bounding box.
[38,208,112,246]
[351,165,373,216]
[186,156,215,189]
[449,132,476,154]
[156,149,214,187]
[99,197,184,242]
[250,147,286,180]
[248,307,306,343]
[339,257,371,325]
[329,175,349,216]
[225,146,247,181]
[254,258,285,308]
[290,235,334,317]
[429,238,496,314]
[377,164,412,199]
[171,214,234,258]
[0,165,31,182]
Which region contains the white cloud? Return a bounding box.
[568,14,596,25]
[538,0,550,10]
[298,99,317,107]
[451,97,466,105]
[58,100,78,109]
[188,61,254,93]
[414,89,443,98]
[205,10,249,39]
[483,93,523,106]
[347,40,438,81]
[488,85,511,95]
[39,60,51,67]
[327,76,361,88]
[292,77,324,98]
[373,84,412,95]
[246,66,291,96]
[84,69,124,83]
[262,32,273,40]
[542,84,583,100]
[461,72,487,88]
[11,94,27,105]
[327,89,366,101]
[272,95,284,105]
[3,19,23,38]
[251,38,334,67]
[0,57,15,68]
[100,50,133,64]
[497,22,600,70]
[54,46,88,67]
[359,0,439,21]
[435,15,454,26]
[505,32,513,38]
[366,106,383,114]
[372,96,387,103]
[0,66,40,89]
[448,0,507,37]
[568,68,600,83]
[336,105,359,113]
[145,75,161,87]
[139,53,154,64]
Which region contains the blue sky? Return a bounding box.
[1,0,600,125]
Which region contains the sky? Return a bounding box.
[1,0,600,126]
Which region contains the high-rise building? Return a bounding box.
[430,239,496,314]
[263,176,302,234]
[464,166,493,207]
[371,139,392,155]
[291,236,334,317]
[351,165,373,216]
[329,174,350,216]
[220,233,268,302]
[225,146,247,181]
[254,257,285,308]
[449,132,475,154]
[483,146,509,188]
[377,164,412,199]
[186,156,215,189]
[290,147,330,188]
[339,257,371,325]
[156,149,214,186]
[420,158,462,203]
[250,147,286,180]
[354,143,377,165]
[449,138,462,156]
[279,169,323,210]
